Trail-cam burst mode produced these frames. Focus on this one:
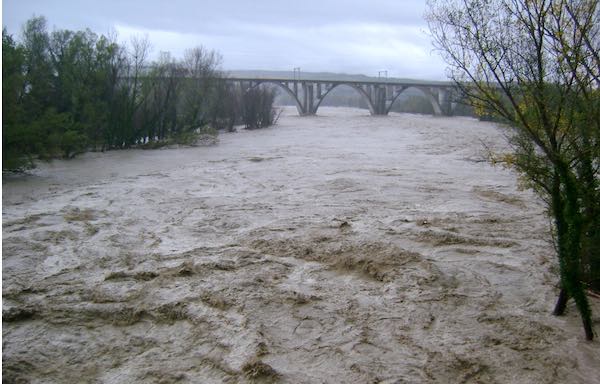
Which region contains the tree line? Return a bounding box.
[2,16,278,171]
[428,0,599,340]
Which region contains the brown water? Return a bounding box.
[3,107,599,383]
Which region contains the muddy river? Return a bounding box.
[3,107,599,383]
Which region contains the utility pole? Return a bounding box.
[378,70,388,79]
[293,67,301,80]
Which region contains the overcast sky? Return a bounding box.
[3,0,447,79]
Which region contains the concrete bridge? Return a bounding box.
[225,76,456,116]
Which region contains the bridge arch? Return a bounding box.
[386,86,443,115]
[312,83,376,115]
[228,77,454,117]
[245,80,304,116]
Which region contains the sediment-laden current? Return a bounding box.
[3,107,599,383]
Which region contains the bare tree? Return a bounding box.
[427,0,599,340]
[139,51,183,143]
[210,78,239,132]
[242,85,279,130]
[179,46,222,130]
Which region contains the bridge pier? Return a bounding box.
[436,88,455,115]
[301,82,315,115]
[374,86,387,115]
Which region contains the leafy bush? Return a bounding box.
[242,85,279,130]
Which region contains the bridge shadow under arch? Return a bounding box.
[312,84,376,115]
[385,86,442,115]
[248,81,376,116]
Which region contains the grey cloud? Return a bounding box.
[4,0,428,32]
[3,0,445,79]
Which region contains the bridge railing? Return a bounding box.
[224,76,453,88]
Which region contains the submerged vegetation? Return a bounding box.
[2,16,278,171]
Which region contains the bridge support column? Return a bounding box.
[294,81,320,116]
[373,86,387,115]
[300,82,316,115]
[308,84,315,114]
[438,88,450,116]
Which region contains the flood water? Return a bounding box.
[3,107,599,383]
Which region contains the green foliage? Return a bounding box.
[428,0,600,340]
[58,130,88,159]
[3,16,274,171]
[3,122,37,171]
[171,130,205,146]
[3,28,31,170]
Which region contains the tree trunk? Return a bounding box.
[553,288,569,316]
[553,166,594,341]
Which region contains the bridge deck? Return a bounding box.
[226,76,453,88]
